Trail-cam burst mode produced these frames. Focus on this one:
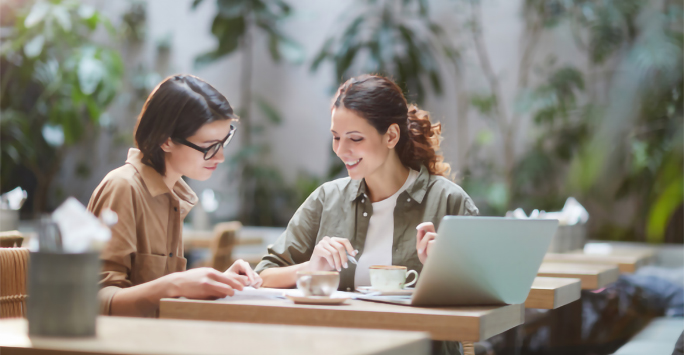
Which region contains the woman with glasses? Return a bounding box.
[87,75,261,317]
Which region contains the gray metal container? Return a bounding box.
[27,252,100,337]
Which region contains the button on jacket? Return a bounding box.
[255,165,479,291]
[87,148,197,316]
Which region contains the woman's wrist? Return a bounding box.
[157,272,181,299]
[260,262,309,288]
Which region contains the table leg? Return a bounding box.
[462,341,475,355]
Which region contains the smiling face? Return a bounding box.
[331,107,397,180]
[162,119,233,181]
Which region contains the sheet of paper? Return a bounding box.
[218,287,286,301]
[218,287,361,301]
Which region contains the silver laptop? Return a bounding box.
[358,216,558,306]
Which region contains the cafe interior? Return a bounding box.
[0,0,682,354]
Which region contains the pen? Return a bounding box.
[346,250,358,265]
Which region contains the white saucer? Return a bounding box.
[285,294,350,305]
[356,286,415,296]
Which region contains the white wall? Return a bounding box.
[55,0,588,222]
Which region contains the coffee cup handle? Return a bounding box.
[296,275,312,294]
[405,270,418,287]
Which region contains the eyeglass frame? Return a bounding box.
[172,124,237,160]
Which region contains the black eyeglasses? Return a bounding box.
[173,124,237,160]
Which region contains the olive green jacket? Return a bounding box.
[255,165,479,291]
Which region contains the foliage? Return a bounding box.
[0,0,123,214]
[193,0,304,226]
[311,0,458,104]
[471,0,684,242]
[121,1,147,43]
[192,0,303,68]
[511,68,594,212]
[456,0,683,244]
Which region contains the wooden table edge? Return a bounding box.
[525,277,581,309]
[159,298,524,343]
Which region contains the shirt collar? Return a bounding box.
[347,165,430,203]
[405,165,430,203]
[347,178,367,202]
[125,148,198,205]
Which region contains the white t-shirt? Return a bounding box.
[354,169,419,287]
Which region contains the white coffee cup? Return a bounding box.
[369,265,418,291]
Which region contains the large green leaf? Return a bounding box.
[191,0,205,9]
[52,4,72,31]
[276,37,304,64]
[193,15,245,68]
[23,35,44,58]
[310,38,333,72]
[646,176,684,242]
[24,2,50,28]
[41,123,64,147]
[77,50,105,95]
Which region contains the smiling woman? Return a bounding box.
[87,75,262,317]
[256,74,478,287]
[256,75,477,355]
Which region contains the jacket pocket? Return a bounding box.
[168,256,187,273]
[131,253,167,285]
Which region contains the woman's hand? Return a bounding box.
[309,236,357,272]
[416,222,437,264]
[167,267,246,299]
[225,259,263,288]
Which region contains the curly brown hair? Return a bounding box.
[332,74,450,177]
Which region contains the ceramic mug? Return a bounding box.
[296,271,340,297]
[369,265,418,291]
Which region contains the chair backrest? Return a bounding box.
[0,230,24,248]
[0,247,29,318]
[209,221,242,272]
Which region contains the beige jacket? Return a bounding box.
[87,148,197,316]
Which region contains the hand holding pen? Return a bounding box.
[309,236,358,272]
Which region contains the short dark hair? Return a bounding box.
[134,74,237,175]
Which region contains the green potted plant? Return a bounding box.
[1,0,123,216]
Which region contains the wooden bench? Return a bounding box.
[525,277,581,309]
[537,262,619,289]
[544,251,653,273]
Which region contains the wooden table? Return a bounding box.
[0,316,430,355]
[160,297,523,355]
[537,262,620,289]
[544,251,653,273]
[183,230,264,250]
[525,277,582,309]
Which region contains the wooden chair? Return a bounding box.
[0,230,24,248]
[208,221,242,272]
[0,247,29,318]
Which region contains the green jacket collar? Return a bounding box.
[348,165,430,204]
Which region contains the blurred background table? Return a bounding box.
[537,262,620,289]
[182,225,284,269]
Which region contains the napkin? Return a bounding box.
[506,197,589,225]
[1,186,27,210]
[51,197,113,253]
